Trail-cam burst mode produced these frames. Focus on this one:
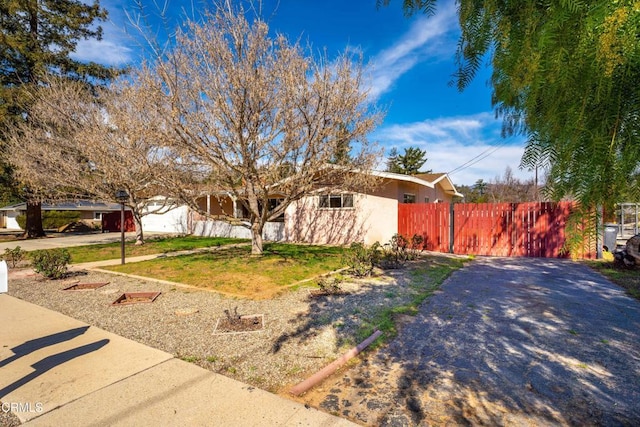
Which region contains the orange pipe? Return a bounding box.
[289,329,382,396]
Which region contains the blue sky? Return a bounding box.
[71,0,531,186]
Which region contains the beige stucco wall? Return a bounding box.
[285,191,397,246]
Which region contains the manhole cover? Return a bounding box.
[62,282,110,291]
[214,314,264,334]
[111,291,161,306]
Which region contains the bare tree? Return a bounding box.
[487,166,538,203]
[4,75,177,244]
[142,4,382,254]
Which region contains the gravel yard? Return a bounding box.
[7,256,638,426]
[6,257,451,397]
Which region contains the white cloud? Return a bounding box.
[366,2,457,100]
[71,38,133,65]
[71,0,135,66]
[373,113,532,185]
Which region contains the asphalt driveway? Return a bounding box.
[310,257,640,426]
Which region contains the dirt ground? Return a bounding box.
[295,257,640,426]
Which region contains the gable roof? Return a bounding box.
[414,173,463,198]
[374,171,463,198]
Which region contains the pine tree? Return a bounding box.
[0,0,118,237]
[386,146,430,175]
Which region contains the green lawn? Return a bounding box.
[103,243,346,299]
[66,236,248,263]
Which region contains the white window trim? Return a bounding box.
[318,193,355,210]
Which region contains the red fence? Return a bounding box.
[399,202,595,258]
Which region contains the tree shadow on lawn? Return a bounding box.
[306,257,640,426]
[270,256,460,355]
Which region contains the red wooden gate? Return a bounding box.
[398,203,450,252]
[101,211,135,232]
[398,201,594,258]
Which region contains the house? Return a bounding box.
[284,171,462,245]
[141,171,462,246]
[0,201,126,230]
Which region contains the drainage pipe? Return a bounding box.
[289,329,382,396]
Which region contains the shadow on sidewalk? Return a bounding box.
[0,339,109,398]
[0,326,90,368]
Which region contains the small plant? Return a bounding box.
[224,306,241,325]
[408,234,425,259]
[344,242,379,277]
[3,246,25,268]
[378,234,409,269]
[180,355,200,363]
[317,276,343,295]
[30,248,71,279]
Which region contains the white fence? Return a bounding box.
[192,220,285,241]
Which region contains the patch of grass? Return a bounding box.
[65,236,248,264]
[568,329,578,335]
[180,355,200,363]
[353,256,466,349]
[104,243,346,299]
[206,355,219,363]
[585,260,640,301]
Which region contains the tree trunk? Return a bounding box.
[251,222,264,255]
[133,212,144,245]
[24,200,45,238]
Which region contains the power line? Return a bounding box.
[447,143,505,176]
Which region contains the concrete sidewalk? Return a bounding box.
[0,295,353,426]
[0,232,140,252]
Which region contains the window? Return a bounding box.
[93,212,103,221]
[403,193,416,204]
[268,198,285,222]
[319,193,354,209]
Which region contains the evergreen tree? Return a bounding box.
[0,0,118,237]
[386,146,430,175]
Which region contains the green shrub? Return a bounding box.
[3,246,25,268]
[42,211,82,229]
[30,248,71,279]
[16,214,26,229]
[16,210,82,230]
[344,242,379,277]
[379,234,409,269]
[317,276,344,294]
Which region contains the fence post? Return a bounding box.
[449,203,455,254]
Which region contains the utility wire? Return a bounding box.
[447,143,506,176]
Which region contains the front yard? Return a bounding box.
[65,235,248,263]
[103,243,346,299]
[7,237,466,395]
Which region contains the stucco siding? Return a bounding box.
[285,192,397,245]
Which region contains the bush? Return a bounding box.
[2,246,25,268]
[16,210,82,230]
[317,275,344,294]
[344,242,380,277]
[30,248,71,279]
[16,214,26,230]
[408,234,425,259]
[378,234,409,269]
